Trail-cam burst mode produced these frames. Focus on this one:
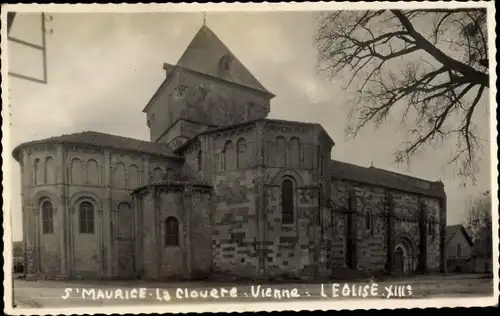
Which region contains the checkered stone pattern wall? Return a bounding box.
[264,185,321,280]
[211,170,259,278]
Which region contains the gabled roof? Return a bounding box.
[331,160,446,199]
[446,224,474,247]
[175,24,271,95]
[12,131,182,161]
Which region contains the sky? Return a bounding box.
[5,10,494,241]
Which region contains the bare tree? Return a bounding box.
[464,190,492,256]
[315,9,489,180]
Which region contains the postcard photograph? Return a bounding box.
[2,2,498,314]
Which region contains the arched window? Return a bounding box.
[219,55,232,72]
[289,137,301,168]
[197,150,202,171]
[281,179,295,224]
[42,201,54,234]
[223,140,234,171]
[117,202,133,238]
[44,157,55,184]
[113,163,126,188]
[236,138,247,169]
[127,164,140,188]
[276,137,287,167]
[71,158,84,184]
[365,210,372,231]
[33,159,40,185]
[165,217,179,247]
[166,168,176,180]
[79,201,95,234]
[86,159,99,185]
[152,167,163,182]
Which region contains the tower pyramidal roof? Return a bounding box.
[175,24,272,96]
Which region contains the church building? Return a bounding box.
[13,24,447,281]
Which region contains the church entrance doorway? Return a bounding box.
[393,238,415,275]
[115,203,135,279]
[394,246,404,274]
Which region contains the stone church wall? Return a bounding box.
[190,190,213,278]
[21,139,183,280]
[146,80,177,142]
[329,179,442,275]
[174,70,271,127]
[25,144,62,279]
[211,169,258,277]
[263,183,321,279]
[157,190,186,278]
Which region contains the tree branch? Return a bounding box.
[390,10,489,87]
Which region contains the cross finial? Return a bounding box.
[203,12,207,25]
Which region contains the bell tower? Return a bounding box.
[142,23,275,149]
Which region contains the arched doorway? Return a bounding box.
[393,237,416,275]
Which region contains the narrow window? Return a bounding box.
[236,138,247,169]
[457,244,462,257]
[220,55,232,72]
[42,201,54,234]
[197,150,202,171]
[428,217,434,237]
[79,201,95,234]
[33,159,40,185]
[281,179,295,224]
[276,137,287,167]
[165,217,179,247]
[365,211,371,230]
[223,140,234,171]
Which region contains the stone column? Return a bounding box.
[255,121,266,277]
[103,150,113,278]
[183,187,193,278]
[143,157,149,185]
[385,193,394,274]
[56,145,68,279]
[21,150,30,277]
[133,195,140,278]
[98,208,104,278]
[349,192,358,270]
[141,188,156,279]
[25,204,38,280]
[34,206,41,276]
[67,206,75,276]
[418,200,428,274]
[154,187,161,278]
